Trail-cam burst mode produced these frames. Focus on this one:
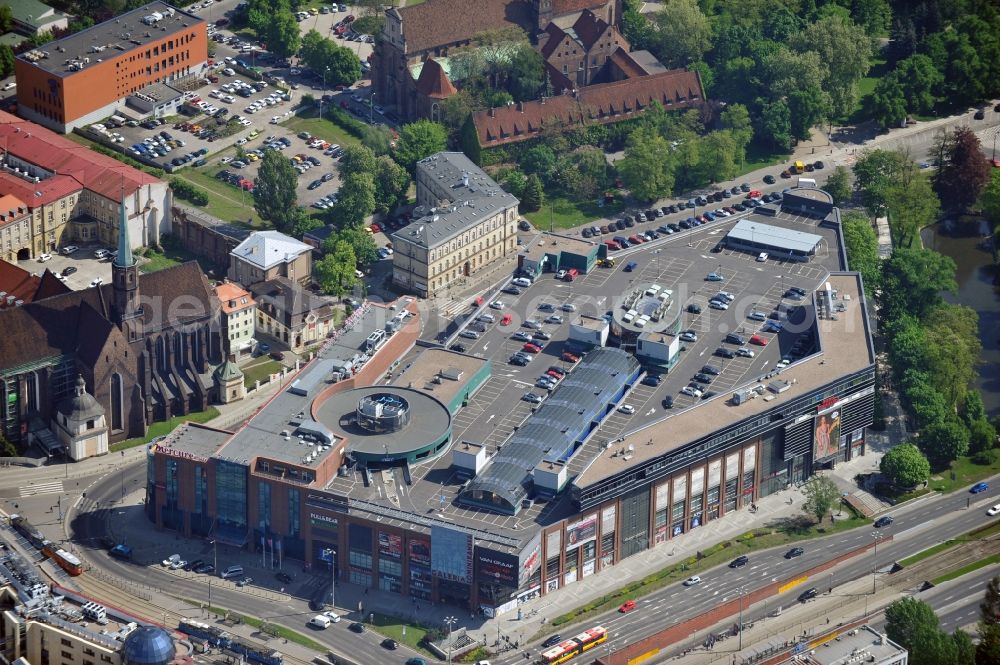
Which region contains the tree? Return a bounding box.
[360,125,394,156]
[935,127,992,211]
[521,145,557,183]
[502,169,527,198]
[896,54,943,116]
[885,598,943,655]
[851,0,891,36]
[720,103,753,155]
[290,210,323,239]
[880,444,930,488]
[373,156,410,214]
[801,475,840,524]
[882,248,957,321]
[440,91,480,144]
[825,166,853,206]
[299,29,362,87]
[925,28,985,106]
[621,0,657,51]
[0,5,12,33]
[265,9,301,60]
[982,170,1000,224]
[924,303,981,408]
[521,174,544,213]
[0,432,17,458]
[790,15,873,119]
[508,47,544,102]
[332,172,376,228]
[338,144,377,178]
[841,211,881,296]
[651,0,711,68]
[979,622,1000,665]
[983,575,1000,626]
[788,85,830,141]
[918,418,970,469]
[394,120,447,174]
[460,115,482,165]
[885,173,940,248]
[852,149,913,216]
[968,419,998,456]
[0,44,13,79]
[618,127,674,202]
[254,150,298,231]
[764,47,827,101]
[333,227,379,266]
[870,74,907,129]
[699,130,739,183]
[757,98,792,150]
[313,240,356,295]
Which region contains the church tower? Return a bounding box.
[111,189,143,340]
[535,0,553,30]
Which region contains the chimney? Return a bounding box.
[517,101,524,112]
[540,96,546,105]
[489,107,495,117]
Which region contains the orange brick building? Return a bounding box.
[14,1,207,133]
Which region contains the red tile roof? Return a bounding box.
[215,281,256,315]
[393,0,534,54]
[607,46,647,78]
[552,0,611,14]
[571,9,609,50]
[473,67,704,148]
[0,260,69,305]
[414,58,458,99]
[0,194,29,226]
[0,110,160,206]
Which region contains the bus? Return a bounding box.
[540,626,608,664]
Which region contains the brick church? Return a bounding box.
[373,0,630,121]
[0,197,223,452]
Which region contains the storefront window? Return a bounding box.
[215,460,248,530]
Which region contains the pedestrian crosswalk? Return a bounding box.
[19,480,64,497]
[436,297,471,320]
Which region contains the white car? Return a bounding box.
[683,576,701,586]
[220,156,232,164]
[323,611,341,623]
[618,404,635,415]
[459,330,480,340]
[489,300,505,310]
[37,253,52,262]
[987,503,1000,516]
[757,252,769,262]
[171,559,187,570]
[680,385,703,398]
[512,277,532,288]
[162,554,181,567]
[90,277,104,287]
[679,331,698,342]
[709,300,729,310]
[556,269,567,279]
[736,348,755,358]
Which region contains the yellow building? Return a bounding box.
[391,152,520,298]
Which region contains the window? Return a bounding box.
[61,639,73,647]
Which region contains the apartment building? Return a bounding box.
[391,152,520,298]
[228,230,313,287]
[215,280,257,358]
[14,1,207,132]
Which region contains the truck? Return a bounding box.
[797,177,817,188]
[793,160,806,173]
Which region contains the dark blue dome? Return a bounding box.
[122,627,175,665]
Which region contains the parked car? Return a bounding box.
[798,587,819,602]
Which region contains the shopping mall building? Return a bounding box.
[147,267,875,615]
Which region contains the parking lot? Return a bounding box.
[436,207,841,444]
[18,246,116,291]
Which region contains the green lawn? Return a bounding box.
[281,112,362,150]
[900,520,1000,567]
[174,167,267,227]
[242,358,283,388]
[930,553,1000,585]
[137,236,217,274]
[368,612,437,659]
[740,144,792,176]
[928,454,1000,494]
[849,55,888,123]
[537,506,867,637]
[523,195,627,230]
[109,407,220,452]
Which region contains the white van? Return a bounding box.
[308,615,332,629]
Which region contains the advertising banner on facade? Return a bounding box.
[431,525,472,583]
[814,406,842,459]
[378,531,402,558]
[408,538,431,566]
[565,513,597,551]
[475,548,518,587]
[518,533,541,586]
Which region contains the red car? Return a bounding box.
[370,223,381,233]
[500,314,513,326]
[992,159,1000,168]
[749,334,768,346]
[561,351,580,363]
[545,370,562,380]
[619,600,637,613]
[523,343,542,354]
[747,190,762,199]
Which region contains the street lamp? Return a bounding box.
[737,585,747,651]
[871,530,881,594]
[444,616,457,665]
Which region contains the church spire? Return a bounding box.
[114,183,135,267]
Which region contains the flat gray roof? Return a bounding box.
[727,218,823,254]
[154,422,233,461]
[391,348,489,407]
[391,152,518,250]
[314,385,451,457]
[794,626,905,664]
[18,1,205,77]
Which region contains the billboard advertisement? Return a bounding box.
[475,548,518,587]
[518,533,541,586]
[408,538,431,566]
[378,531,402,558]
[814,406,842,460]
[565,513,597,551]
[431,525,473,583]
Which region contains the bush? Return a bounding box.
[169,177,210,206]
[323,106,368,140]
[972,448,1000,465]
